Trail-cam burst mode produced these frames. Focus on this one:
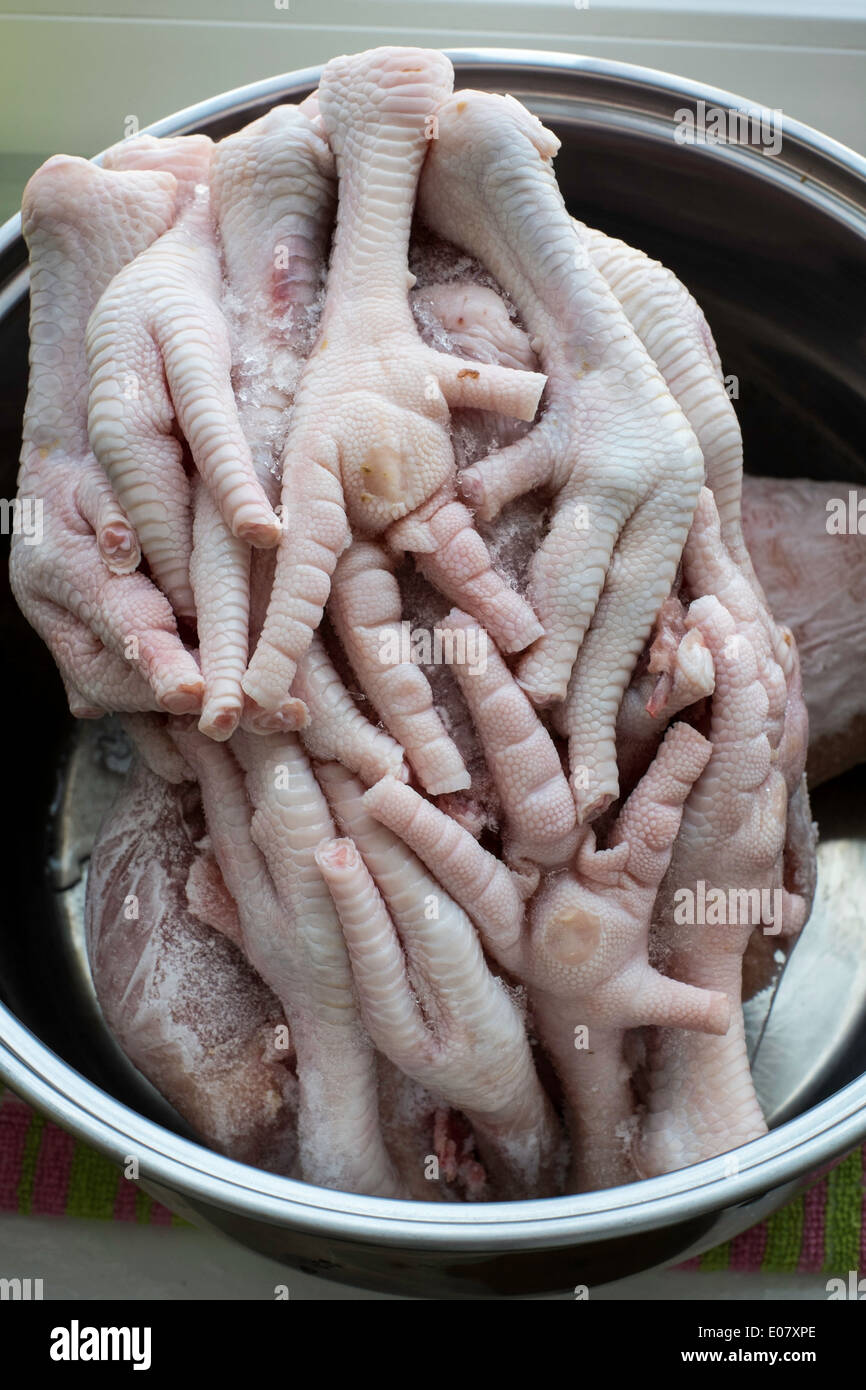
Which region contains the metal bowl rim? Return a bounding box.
[2,45,865,273]
[3,1001,866,1249]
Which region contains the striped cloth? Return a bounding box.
[0,1084,181,1226]
[2,1082,864,1270]
[680,1147,866,1274]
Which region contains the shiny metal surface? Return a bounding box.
[1,51,865,1298]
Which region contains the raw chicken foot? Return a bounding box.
[11,150,204,715]
[315,761,564,1199]
[419,91,704,821]
[638,538,809,1176]
[192,105,337,739]
[169,724,402,1196]
[435,607,578,870]
[328,540,469,794]
[242,48,546,724]
[291,631,407,786]
[363,722,730,1190]
[86,136,282,623]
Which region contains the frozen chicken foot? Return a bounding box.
[242,48,546,722]
[419,91,704,821]
[12,149,204,715]
[316,761,565,1198]
[170,724,402,1196]
[638,511,809,1178]
[194,105,337,739]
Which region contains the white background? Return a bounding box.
[1,0,865,217]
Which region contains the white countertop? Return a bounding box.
[0,1212,836,1300]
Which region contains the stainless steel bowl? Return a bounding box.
[2,51,865,1300]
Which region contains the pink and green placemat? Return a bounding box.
[2,1082,864,1271]
[678,1146,866,1274]
[0,1083,182,1226]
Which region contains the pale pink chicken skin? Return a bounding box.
[328,540,469,794]
[11,150,206,716]
[291,631,407,785]
[415,281,540,377]
[409,269,540,478]
[169,724,402,1196]
[637,504,810,1179]
[196,105,337,739]
[435,607,578,871]
[242,48,546,726]
[364,724,730,1191]
[418,91,705,822]
[315,761,565,1198]
[86,136,282,615]
[578,223,760,593]
[86,760,298,1172]
[119,712,194,784]
[741,473,866,787]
